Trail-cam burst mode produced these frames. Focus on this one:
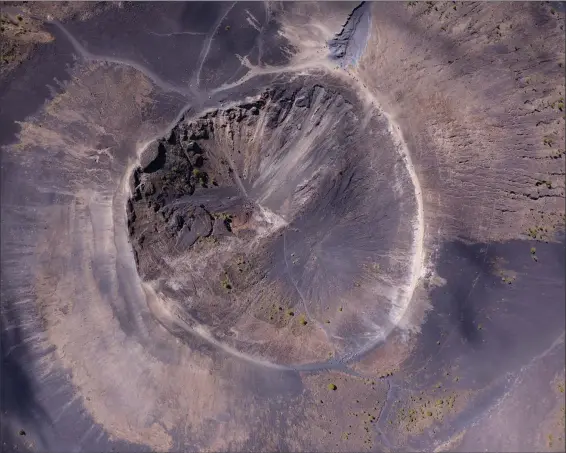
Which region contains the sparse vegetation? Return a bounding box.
[203,236,218,245]
[550,148,564,159]
[550,97,564,111]
[220,274,232,291]
[191,168,209,187]
[299,314,308,326]
[500,271,516,285]
[543,137,554,147]
[219,212,233,231]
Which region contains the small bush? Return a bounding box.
[327,383,337,391]
[221,213,232,231]
[221,275,232,290]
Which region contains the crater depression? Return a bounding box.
[127,79,420,366]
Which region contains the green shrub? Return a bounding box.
[221,275,232,290]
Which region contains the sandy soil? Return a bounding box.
[0,2,564,452]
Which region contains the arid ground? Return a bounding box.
[1,2,565,452]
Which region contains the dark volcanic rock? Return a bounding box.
[189,127,209,140]
[168,129,177,145]
[186,141,201,153]
[141,181,155,197]
[295,88,311,108]
[192,155,204,168]
[140,141,166,173]
[126,199,136,224]
[212,217,231,238]
[176,207,213,250]
[167,212,185,234]
[129,167,141,190]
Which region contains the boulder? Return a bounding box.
[212,217,230,238]
[140,141,166,173]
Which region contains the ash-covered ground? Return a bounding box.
[127,80,417,365]
[1,2,564,452]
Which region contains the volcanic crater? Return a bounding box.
[127,79,420,365]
